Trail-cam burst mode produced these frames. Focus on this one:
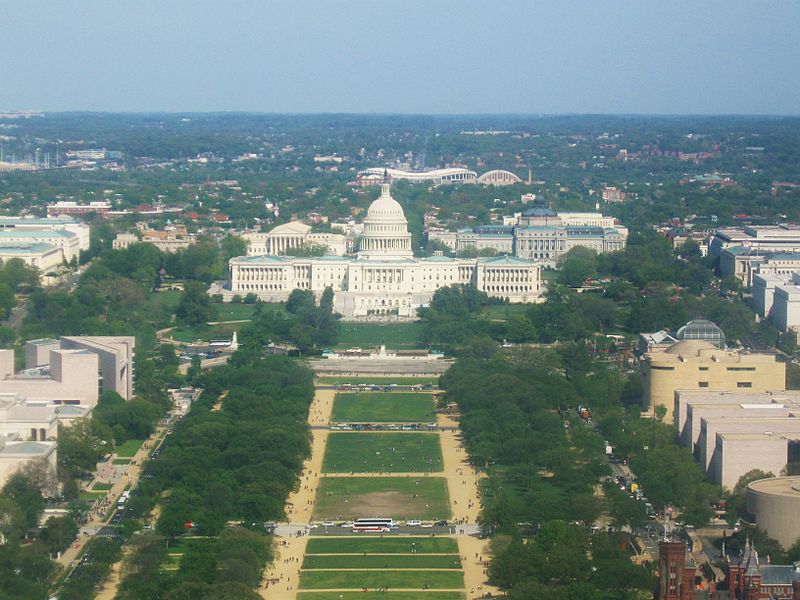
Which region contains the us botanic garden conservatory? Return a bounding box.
[226,181,542,319]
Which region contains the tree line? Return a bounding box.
[438,346,655,598]
[116,354,314,599]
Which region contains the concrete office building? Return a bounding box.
[0,243,64,277]
[747,476,800,550]
[720,246,800,287]
[643,340,786,422]
[701,416,800,479]
[753,272,787,320]
[680,401,792,450]
[0,335,133,488]
[0,436,56,489]
[710,432,800,489]
[0,348,99,406]
[25,336,136,401]
[752,271,800,332]
[673,389,800,489]
[0,216,90,282]
[0,229,82,263]
[712,432,794,490]
[673,389,800,442]
[709,225,800,258]
[0,394,89,442]
[0,216,90,250]
[772,280,800,333]
[113,229,196,253]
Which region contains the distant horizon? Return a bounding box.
[2,1,799,115]
[3,110,800,118]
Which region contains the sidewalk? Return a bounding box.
[57,429,166,569]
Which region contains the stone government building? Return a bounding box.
[427,197,628,266]
[223,180,543,319]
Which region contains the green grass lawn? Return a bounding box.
[298,593,464,600]
[332,393,436,423]
[480,303,532,320]
[169,322,242,343]
[212,301,287,321]
[299,570,463,590]
[320,376,439,386]
[148,289,182,311]
[112,458,131,465]
[313,477,450,521]
[335,322,422,350]
[212,302,257,321]
[302,555,462,569]
[92,482,113,491]
[306,537,458,555]
[79,491,106,502]
[323,433,443,473]
[115,439,144,458]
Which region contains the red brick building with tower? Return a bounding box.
[725,539,800,599]
[658,540,696,600]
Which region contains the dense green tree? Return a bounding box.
[57,418,114,476]
[1,473,44,529]
[558,246,599,287]
[176,282,217,326]
[40,515,79,554]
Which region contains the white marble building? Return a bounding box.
[243,221,347,256]
[228,181,542,319]
[427,202,627,266]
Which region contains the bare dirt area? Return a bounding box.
[313,477,450,521]
[437,411,497,598]
[260,534,308,599]
[321,491,420,519]
[458,535,500,599]
[437,413,483,524]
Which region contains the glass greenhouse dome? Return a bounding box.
[675,319,726,349]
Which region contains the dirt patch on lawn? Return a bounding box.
[316,489,443,520]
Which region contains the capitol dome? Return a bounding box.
[358,180,413,258]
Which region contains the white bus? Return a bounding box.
[352,518,397,533]
[117,490,131,510]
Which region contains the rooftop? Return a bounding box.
[0,440,54,456]
[479,255,534,265]
[0,229,75,239]
[0,243,57,254]
[748,476,800,498]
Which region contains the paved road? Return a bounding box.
[275,524,480,537]
[2,266,87,331]
[3,300,29,331]
[309,357,453,376]
[316,385,440,391]
[587,416,662,561]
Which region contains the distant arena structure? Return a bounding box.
[476,169,522,186]
[357,167,477,186]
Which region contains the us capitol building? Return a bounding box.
[226,180,542,319]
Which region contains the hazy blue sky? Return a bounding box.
[1,0,798,114]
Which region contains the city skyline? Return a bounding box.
[1,0,799,115]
